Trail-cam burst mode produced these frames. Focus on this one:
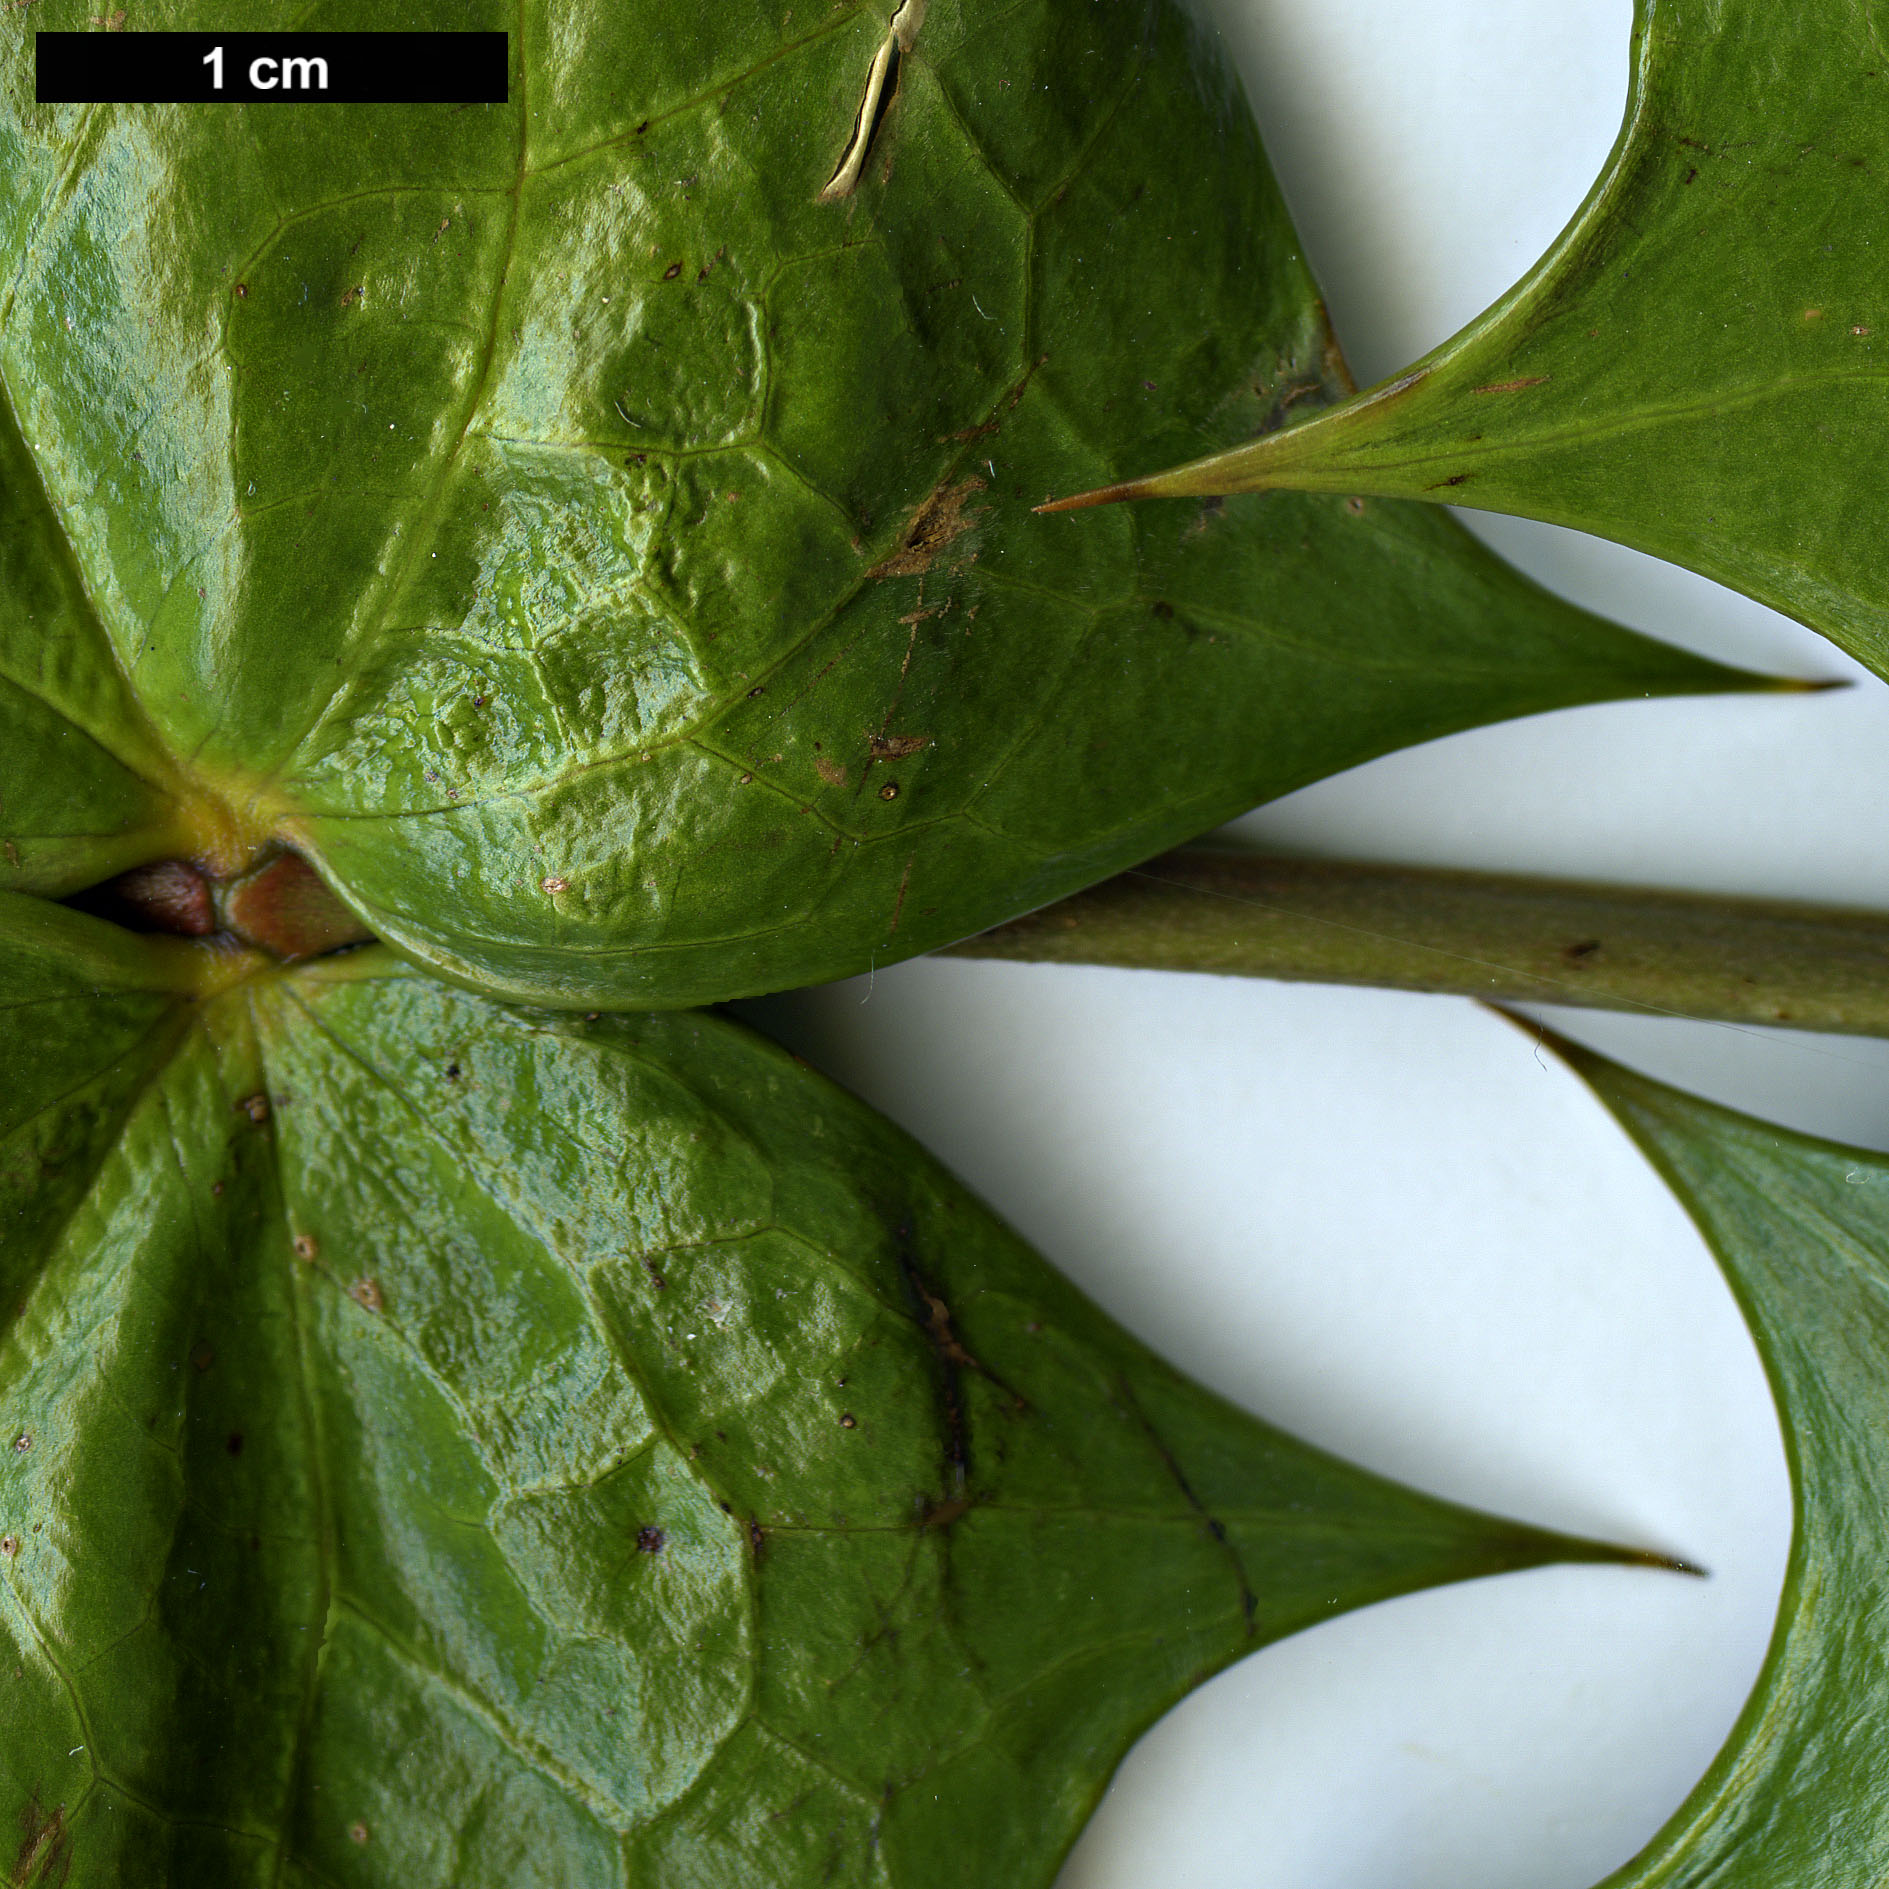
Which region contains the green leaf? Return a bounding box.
[0,902,1648,1885]
[0,0,1766,1007]
[1553,1037,1889,1889]
[1058,0,1889,676]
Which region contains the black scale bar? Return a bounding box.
[35,31,509,104]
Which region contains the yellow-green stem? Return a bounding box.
[945,849,1889,1037]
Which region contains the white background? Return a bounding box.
[744,4,1889,1884]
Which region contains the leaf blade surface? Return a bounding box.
[1077,0,1889,676]
[1559,1042,1889,1889]
[0,913,1639,1885]
[0,0,1767,1005]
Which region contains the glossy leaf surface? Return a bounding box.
[1562,1042,1889,1888]
[0,901,1635,1885]
[0,0,1764,1007]
[1067,0,1889,676]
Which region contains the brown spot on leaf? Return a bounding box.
[238,1094,270,1125]
[189,1342,214,1374]
[878,782,900,801]
[10,1790,68,1881]
[868,478,986,579]
[1564,938,1603,964]
[11,1436,27,1455]
[946,353,1048,442]
[814,755,849,787]
[0,1538,16,1559]
[868,733,929,761]
[1180,495,1225,541]
[838,1412,858,1429]
[348,1822,370,1846]
[293,1235,318,1261]
[1470,375,1551,393]
[539,875,569,895]
[662,261,683,281]
[348,1279,383,1314]
[11,1792,67,1886]
[636,1525,666,1554]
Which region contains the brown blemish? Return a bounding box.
[1470,375,1551,393]
[11,1435,27,1455]
[11,1792,68,1886]
[662,261,683,281]
[0,1538,15,1559]
[189,1342,214,1374]
[1564,938,1603,964]
[293,1235,318,1262]
[1179,495,1225,542]
[539,874,570,895]
[238,1094,270,1125]
[868,733,929,762]
[868,477,986,579]
[348,1822,370,1846]
[838,1412,857,1429]
[878,782,900,801]
[347,1279,383,1314]
[636,1525,666,1555]
[895,1239,1029,1503]
[947,353,1048,443]
[814,755,849,787]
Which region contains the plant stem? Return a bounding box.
[943,850,1889,1037]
